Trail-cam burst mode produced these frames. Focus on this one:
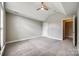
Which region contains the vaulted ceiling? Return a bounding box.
[5,2,79,21]
[61,2,78,16]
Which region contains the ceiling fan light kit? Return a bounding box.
[37,2,48,11]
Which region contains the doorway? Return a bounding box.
[63,19,73,40]
[63,17,77,47]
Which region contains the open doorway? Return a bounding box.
[63,19,73,40]
[63,17,77,47]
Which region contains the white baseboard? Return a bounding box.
[65,36,73,38]
[6,35,41,44]
[0,45,6,56]
[43,35,62,40]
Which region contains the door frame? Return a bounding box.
[73,15,77,47]
[62,16,77,47]
[62,18,73,40]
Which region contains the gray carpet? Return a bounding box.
[4,37,78,56]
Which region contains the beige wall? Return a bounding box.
[42,13,65,40]
[47,13,63,40]
[6,13,42,42]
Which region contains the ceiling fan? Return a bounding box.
[37,2,48,11]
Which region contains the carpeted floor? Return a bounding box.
[3,37,78,56]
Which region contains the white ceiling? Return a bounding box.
[5,2,78,21]
[61,2,78,16]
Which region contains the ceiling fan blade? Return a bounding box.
[37,8,41,10]
[44,7,48,10]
